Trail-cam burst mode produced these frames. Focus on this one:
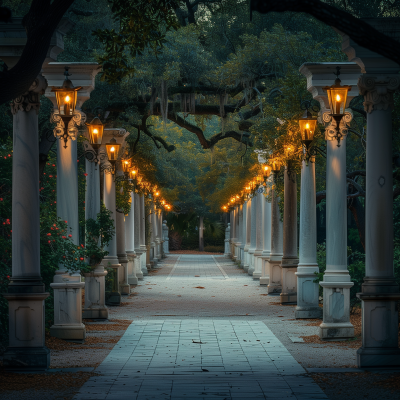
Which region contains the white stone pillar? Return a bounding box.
[243,199,251,271]
[224,222,231,256]
[163,220,170,254]
[295,159,322,318]
[3,76,51,369]
[102,167,122,305]
[149,201,157,267]
[260,190,272,286]
[50,126,85,340]
[236,204,243,265]
[280,164,299,304]
[240,201,247,265]
[267,175,283,294]
[229,210,234,257]
[125,191,138,287]
[140,195,148,275]
[231,208,237,260]
[319,136,354,338]
[253,190,264,280]
[248,195,257,276]
[82,152,108,319]
[134,193,144,280]
[356,75,400,366]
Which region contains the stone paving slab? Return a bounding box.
[73,319,327,399]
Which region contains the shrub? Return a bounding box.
[204,245,224,253]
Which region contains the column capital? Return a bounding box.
[11,74,47,115]
[322,110,353,141]
[358,74,400,113]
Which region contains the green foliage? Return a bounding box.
[92,0,180,83]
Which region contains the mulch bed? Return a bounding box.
[0,371,98,391]
[169,250,224,255]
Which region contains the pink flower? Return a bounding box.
[47,233,51,236]
[84,173,88,177]
[68,234,72,238]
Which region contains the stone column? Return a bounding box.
[82,150,108,319]
[231,208,237,260]
[240,201,247,265]
[50,121,85,340]
[355,75,400,365]
[125,191,138,287]
[260,189,272,286]
[319,136,354,338]
[158,210,164,259]
[163,220,169,255]
[295,159,322,318]
[267,175,283,294]
[224,222,231,256]
[236,204,243,265]
[253,191,264,280]
[243,199,251,272]
[134,193,144,280]
[280,164,299,304]
[140,195,148,275]
[149,202,156,267]
[116,208,129,295]
[229,210,234,258]
[102,167,122,305]
[3,75,50,369]
[248,195,257,276]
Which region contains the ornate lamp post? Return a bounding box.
[322,67,351,147]
[51,67,82,149]
[105,137,121,176]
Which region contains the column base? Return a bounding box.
[260,276,269,285]
[120,284,130,295]
[253,272,261,280]
[128,276,138,285]
[3,347,50,371]
[243,264,249,272]
[295,307,322,319]
[50,324,86,341]
[137,271,144,280]
[267,285,282,294]
[106,291,121,306]
[82,307,109,319]
[319,322,354,340]
[357,347,400,368]
[280,292,297,304]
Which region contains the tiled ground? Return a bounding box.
[74,255,328,400]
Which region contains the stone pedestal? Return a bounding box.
[82,264,108,319]
[248,196,257,276]
[224,222,231,256]
[50,275,85,340]
[280,165,299,304]
[267,176,283,294]
[295,160,322,318]
[236,204,243,266]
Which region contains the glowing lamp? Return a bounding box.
[105,137,120,164]
[263,164,271,178]
[86,117,104,150]
[270,154,282,174]
[122,159,130,174]
[298,110,317,149]
[51,67,82,117]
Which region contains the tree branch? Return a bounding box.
[250,0,400,66]
[0,0,75,105]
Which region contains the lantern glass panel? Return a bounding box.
[122,160,130,173]
[106,142,120,162]
[299,118,317,142]
[55,89,78,116]
[87,117,104,147]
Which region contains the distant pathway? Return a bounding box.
[74,255,328,400]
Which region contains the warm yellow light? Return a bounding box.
[336,94,341,102]
[155,191,159,196]
[65,95,70,102]
[305,123,309,129]
[111,146,115,152]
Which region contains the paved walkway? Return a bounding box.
[74,255,328,400]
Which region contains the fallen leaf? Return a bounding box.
[193,286,205,289]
